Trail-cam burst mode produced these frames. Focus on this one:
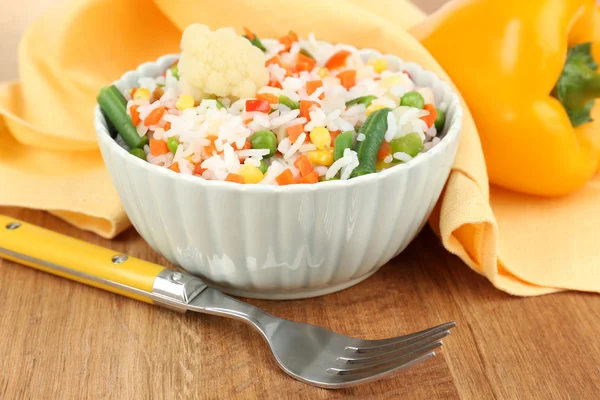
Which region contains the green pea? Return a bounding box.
[278,95,300,110]
[400,91,425,109]
[389,132,424,158]
[169,64,179,79]
[434,108,446,131]
[167,137,180,154]
[258,160,268,174]
[129,148,147,161]
[250,130,277,158]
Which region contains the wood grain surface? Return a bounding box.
[2,207,600,400]
[2,0,600,399]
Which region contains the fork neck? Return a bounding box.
[188,287,277,334]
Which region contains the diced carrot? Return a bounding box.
[243,27,255,41]
[149,139,169,156]
[337,69,356,90]
[233,140,252,163]
[130,88,138,98]
[275,169,296,186]
[421,104,438,128]
[257,93,279,104]
[285,66,297,77]
[296,53,316,72]
[377,141,392,161]
[144,106,165,126]
[306,80,323,99]
[294,155,314,177]
[288,31,299,42]
[265,55,283,67]
[279,35,293,52]
[193,163,206,176]
[244,118,253,125]
[130,105,141,126]
[287,124,306,144]
[168,162,180,173]
[226,173,245,184]
[300,100,319,121]
[152,87,164,102]
[326,50,351,70]
[232,141,252,151]
[268,80,283,89]
[163,121,171,131]
[329,130,341,147]
[204,135,218,157]
[299,171,319,184]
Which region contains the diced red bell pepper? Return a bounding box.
[246,99,271,113]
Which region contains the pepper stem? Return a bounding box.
[552,42,600,127]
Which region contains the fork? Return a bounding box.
[0,215,456,389]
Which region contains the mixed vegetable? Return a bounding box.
[98,25,446,185]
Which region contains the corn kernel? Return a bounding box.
[185,155,195,164]
[368,58,387,74]
[380,75,403,89]
[176,94,195,110]
[307,150,334,166]
[133,88,151,101]
[237,164,264,184]
[366,104,387,116]
[318,68,328,78]
[309,127,331,150]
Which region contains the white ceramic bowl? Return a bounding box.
[94,42,463,300]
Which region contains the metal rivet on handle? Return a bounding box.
[5,222,21,230]
[170,272,183,282]
[111,255,129,264]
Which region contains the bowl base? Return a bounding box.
[204,269,380,300]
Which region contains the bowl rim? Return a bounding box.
[94,42,463,194]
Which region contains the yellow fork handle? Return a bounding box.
[0,214,166,303]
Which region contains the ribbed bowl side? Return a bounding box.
[94,44,463,299]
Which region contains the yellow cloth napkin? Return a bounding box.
[1,0,598,295]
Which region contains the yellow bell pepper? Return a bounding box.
[412,0,600,197]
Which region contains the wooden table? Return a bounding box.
[2,1,600,399]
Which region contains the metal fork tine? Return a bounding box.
[346,321,456,353]
[328,340,443,376]
[338,330,450,365]
[326,351,438,389]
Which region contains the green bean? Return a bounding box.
[258,160,268,174]
[299,48,315,59]
[129,148,147,161]
[107,85,127,107]
[434,108,446,131]
[102,110,118,139]
[345,95,377,108]
[400,91,425,109]
[389,132,424,158]
[320,175,340,182]
[278,95,300,110]
[350,108,392,178]
[333,131,354,161]
[243,33,266,52]
[97,85,148,149]
[167,137,180,154]
[250,130,277,158]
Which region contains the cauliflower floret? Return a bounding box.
[178,24,269,100]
